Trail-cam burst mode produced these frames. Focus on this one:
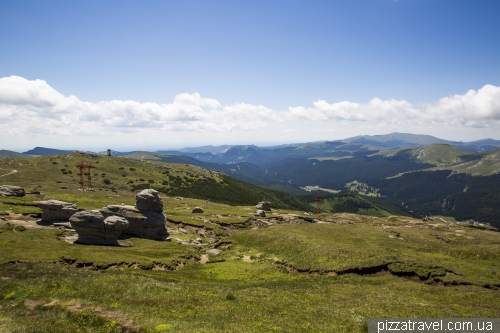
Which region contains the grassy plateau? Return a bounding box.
[0,153,499,332]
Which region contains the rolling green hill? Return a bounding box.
[300,191,408,217]
[374,144,470,167]
[0,153,308,211]
[442,149,500,176]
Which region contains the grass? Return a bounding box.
[1,154,500,332]
[1,213,499,332]
[227,217,500,285]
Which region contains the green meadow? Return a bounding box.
[1,154,499,332]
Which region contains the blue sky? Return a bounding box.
[1,0,500,151]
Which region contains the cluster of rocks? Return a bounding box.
[35,189,169,245]
[254,201,271,217]
[0,185,25,197]
[100,189,168,240]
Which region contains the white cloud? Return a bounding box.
[1,75,500,147]
[421,84,500,124]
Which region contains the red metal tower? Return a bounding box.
[315,195,323,214]
[75,161,96,191]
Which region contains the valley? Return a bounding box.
[0,133,499,332]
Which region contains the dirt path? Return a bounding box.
[0,169,17,177]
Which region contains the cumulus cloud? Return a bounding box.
[0,75,499,140]
[421,85,500,124]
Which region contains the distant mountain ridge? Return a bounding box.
[3,134,500,225]
[0,150,32,158]
[343,132,451,148]
[22,147,75,155]
[13,133,500,157]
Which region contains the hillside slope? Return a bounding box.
[0,150,31,158]
[0,152,308,210]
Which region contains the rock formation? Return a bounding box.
[100,189,169,240]
[69,210,128,245]
[35,200,79,222]
[255,201,271,211]
[0,185,25,197]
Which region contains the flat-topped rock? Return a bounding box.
[35,200,79,222]
[69,210,128,245]
[255,201,272,211]
[0,185,25,197]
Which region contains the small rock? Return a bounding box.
[192,207,204,213]
[0,185,25,197]
[206,249,222,256]
[179,228,187,234]
[254,210,266,217]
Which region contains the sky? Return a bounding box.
[1,0,500,152]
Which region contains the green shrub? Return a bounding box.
[103,179,111,185]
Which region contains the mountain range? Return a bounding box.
[2,133,500,225]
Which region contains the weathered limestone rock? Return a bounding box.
[0,185,25,197]
[255,201,271,211]
[35,200,79,222]
[69,210,128,245]
[100,189,168,240]
[136,189,163,212]
[253,209,266,217]
[192,207,204,213]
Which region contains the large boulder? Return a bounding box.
[0,185,25,197]
[100,189,169,240]
[35,200,79,222]
[136,189,163,212]
[69,210,128,245]
[255,201,272,211]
